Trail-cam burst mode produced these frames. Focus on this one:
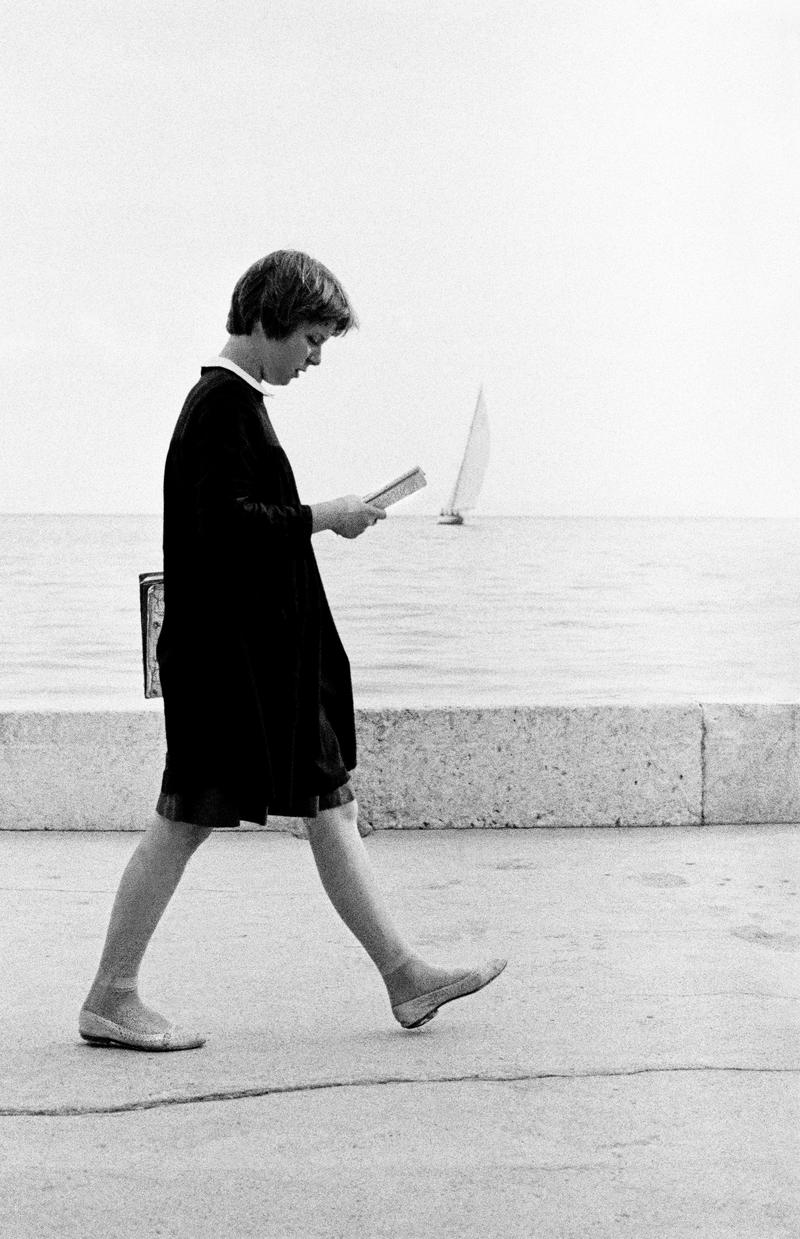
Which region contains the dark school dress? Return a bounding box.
[155,366,356,828]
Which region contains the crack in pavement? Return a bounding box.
[2,1064,798,1119]
[624,991,799,1001]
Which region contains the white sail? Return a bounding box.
[445,386,490,513]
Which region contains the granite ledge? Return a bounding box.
[3,703,795,830]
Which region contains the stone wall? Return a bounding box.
[0,706,798,830]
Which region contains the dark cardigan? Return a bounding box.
[156,367,356,822]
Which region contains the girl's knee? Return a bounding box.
[184,822,214,850]
[338,797,359,827]
[150,815,213,854]
[305,797,359,839]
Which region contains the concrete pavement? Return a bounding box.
[1,825,798,1237]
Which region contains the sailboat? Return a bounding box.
[438,385,490,525]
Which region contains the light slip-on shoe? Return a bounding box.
[79,1008,206,1052]
[392,957,508,1029]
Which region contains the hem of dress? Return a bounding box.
[156,774,354,830]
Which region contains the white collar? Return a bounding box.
[203,355,274,397]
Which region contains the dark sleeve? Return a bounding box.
[187,390,313,549]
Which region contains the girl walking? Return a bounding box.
[80,250,506,1050]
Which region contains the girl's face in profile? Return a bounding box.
[256,321,336,386]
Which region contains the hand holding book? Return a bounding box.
[326,495,387,539]
[311,466,427,537]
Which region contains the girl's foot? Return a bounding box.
[385,956,508,1029]
[79,984,205,1051]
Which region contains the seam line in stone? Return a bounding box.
[699,702,707,825]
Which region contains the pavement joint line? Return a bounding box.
[700,703,708,825]
[2,1064,798,1119]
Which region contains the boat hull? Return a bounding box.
[437,512,464,525]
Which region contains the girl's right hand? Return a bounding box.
[329,494,387,539]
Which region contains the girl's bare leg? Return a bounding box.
[304,799,476,1007]
[81,815,212,1033]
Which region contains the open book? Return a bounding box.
[364,465,427,508]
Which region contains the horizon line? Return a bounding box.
[1,511,797,522]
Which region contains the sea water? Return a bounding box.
[0,514,798,710]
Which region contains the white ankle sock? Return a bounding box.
[94,972,138,992]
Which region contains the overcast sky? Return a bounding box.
[3,0,799,516]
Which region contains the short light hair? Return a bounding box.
[226,250,358,339]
